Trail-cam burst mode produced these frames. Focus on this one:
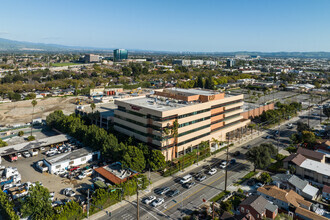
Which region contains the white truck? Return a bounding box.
[35,161,48,172]
[29,149,39,157]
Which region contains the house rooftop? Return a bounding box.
[295,207,329,220]
[283,153,306,166]
[240,195,270,215]
[297,147,325,161]
[300,159,330,176]
[323,185,330,194]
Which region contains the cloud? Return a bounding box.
[41,37,61,40]
[0,31,10,35]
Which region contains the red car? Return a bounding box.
[69,166,80,172]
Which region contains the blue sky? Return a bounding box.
[1,0,330,52]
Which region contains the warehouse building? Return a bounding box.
[43,148,100,174]
[114,88,250,161]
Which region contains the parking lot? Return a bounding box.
[1,145,95,202]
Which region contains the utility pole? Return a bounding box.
[196,144,199,166]
[320,94,323,124]
[136,178,140,220]
[87,189,90,219]
[224,134,230,192]
[308,94,312,127]
[182,147,185,172]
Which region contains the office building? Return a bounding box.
[113,49,128,61]
[113,88,250,161]
[84,54,99,63]
[227,59,236,68]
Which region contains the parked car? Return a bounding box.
[183,181,196,189]
[167,189,180,197]
[180,175,192,184]
[230,159,236,164]
[40,147,45,151]
[233,151,240,157]
[92,177,105,183]
[17,153,21,158]
[63,188,76,197]
[196,175,206,182]
[151,198,164,207]
[207,168,217,175]
[220,161,228,169]
[143,196,156,205]
[158,187,171,195]
[22,151,30,158]
[78,173,86,180]
[255,182,264,188]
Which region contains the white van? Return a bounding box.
[180,174,192,184]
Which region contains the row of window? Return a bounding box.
[115,114,162,131]
[179,116,211,128]
[114,122,163,141]
[211,99,243,109]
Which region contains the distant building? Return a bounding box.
[226,59,235,68]
[84,54,99,63]
[113,49,128,62]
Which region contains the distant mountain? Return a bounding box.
[0,37,330,58]
[0,38,111,52]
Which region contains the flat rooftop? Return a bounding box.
[45,147,94,165]
[300,159,330,176]
[166,88,219,96]
[103,162,137,180]
[0,134,70,156]
[77,102,117,117]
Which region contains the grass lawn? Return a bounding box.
[210,190,230,202]
[234,171,257,186]
[51,62,82,67]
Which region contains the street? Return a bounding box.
[95,106,328,220]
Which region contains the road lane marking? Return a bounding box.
[163,161,249,213]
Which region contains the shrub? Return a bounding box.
[18,131,24,137]
[27,136,35,141]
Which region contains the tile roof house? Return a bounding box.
[239,195,278,220]
[287,175,319,200]
[257,185,312,211]
[295,207,329,220]
[283,153,306,169]
[297,147,325,163]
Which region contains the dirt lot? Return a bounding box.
[1,147,94,201]
[0,96,78,126]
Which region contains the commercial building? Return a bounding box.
[113,49,128,62]
[43,148,100,174]
[94,162,138,184]
[84,54,99,63]
[113,88,250,161]
[227,59,235,68]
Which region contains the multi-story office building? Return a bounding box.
[84,54,99,63]
[113,88,250,161]
[113,49,128,62]
[227,59,235,68]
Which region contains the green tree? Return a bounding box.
[220,200,232,212]
[323,107,330,120]
[121,145,146,172]
[196,75,204,88]
[0,139,8,147]
[20,183,54,220]
[297,122,310,133]
[259,172,272,184]
[90,102,96,113]
[301,130,316,144]
[246,143,277,171]
[148,150,166,171]
[18,131,24,137]
[26,93,36,100]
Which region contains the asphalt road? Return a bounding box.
[96,106,328,220]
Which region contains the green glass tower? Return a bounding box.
[113,49,128,61]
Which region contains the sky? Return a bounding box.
[1,0,330,52]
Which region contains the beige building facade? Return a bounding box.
[114,88,250,161]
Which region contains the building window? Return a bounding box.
[81,157,86,162]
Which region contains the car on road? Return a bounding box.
[92,177,105,183]
[183,181,196,189]
[167,189,180,197]
[243,145,252,149]
[233,151,240,157]
[151,198,164,207]
[158,187,171,195]
[207,168,217,175]
[196,175,206,182]
[312,113,318,116]
[180,174,192,184]
[22,151,31,158]
[143,196,156,205]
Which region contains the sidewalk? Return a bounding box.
[87,131,266,219]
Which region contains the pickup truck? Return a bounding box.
[29,149,38,157]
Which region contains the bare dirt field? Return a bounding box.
[0,97,78,126]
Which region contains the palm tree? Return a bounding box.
[211,137,220,152]
[31,99,37,137]
[162,126,171,162]
[90,103,96,113]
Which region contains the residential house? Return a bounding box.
[257,185,312,211]
[296,147,325,163]
[239,195,278,220]
[322,185,330,201]
[295,207,329,220]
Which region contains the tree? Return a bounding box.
[18,131,24,137]
[0,139,8,147]
[246,143,277,171]
[25,93,36,100]
[323,107,330,120]
[27,136,35,141]
[301,130,316,144]
[31,99,37,137]
[220,200,232,212]
[120,145,146,172]
[297,122,310,133]
[20,183,54,219]
[259,172,272,184]
[196,75,204,88]
[148,150,166,171]
[90,102,96,113]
